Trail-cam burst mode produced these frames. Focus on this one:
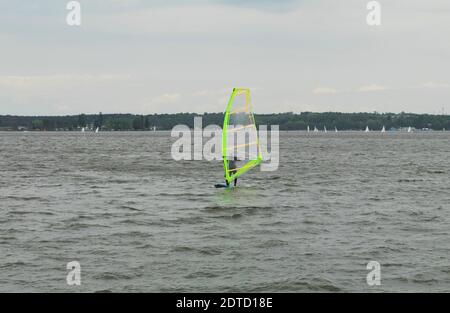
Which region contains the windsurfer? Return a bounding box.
[226,156,238,187]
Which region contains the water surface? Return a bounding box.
[0,131,449,292]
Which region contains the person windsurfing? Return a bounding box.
[226,156,238,187]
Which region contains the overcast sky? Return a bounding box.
[0,0,449,115]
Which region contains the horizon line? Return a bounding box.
[1,111,449,117]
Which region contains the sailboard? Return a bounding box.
[219,88,262,186]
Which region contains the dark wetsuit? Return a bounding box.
[226,160,238,187]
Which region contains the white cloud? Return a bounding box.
[88,5,304,39]
[0,74,130,88]
[141,93,182,113]
[191,88,229,97]
[358,84,389,92]
[151,93,181,104]
[192,90,209,97]
[313,87,338,95]
[2,1,450,114]
[0,74,133,115]
[421,82,450,89]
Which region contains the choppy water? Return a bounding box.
[0,131,449,292]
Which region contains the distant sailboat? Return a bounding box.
[153,126,156,132]
[335,127,338,133]
[324,126,327,133]
[307,125,310,133]
[314,126,318,133]
[365,126,370,132]
[81,127,85,132]
[381,126,386,133]
[407,126,412,133]
[95,127,99,133]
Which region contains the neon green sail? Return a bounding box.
[222,88,262,184]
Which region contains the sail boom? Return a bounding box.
[228,159,261,182]
[227,124,256,132]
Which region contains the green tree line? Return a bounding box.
[0,112,449,131]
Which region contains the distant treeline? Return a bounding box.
[0,112,449,131]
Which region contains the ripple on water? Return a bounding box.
[1,131,450,292]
